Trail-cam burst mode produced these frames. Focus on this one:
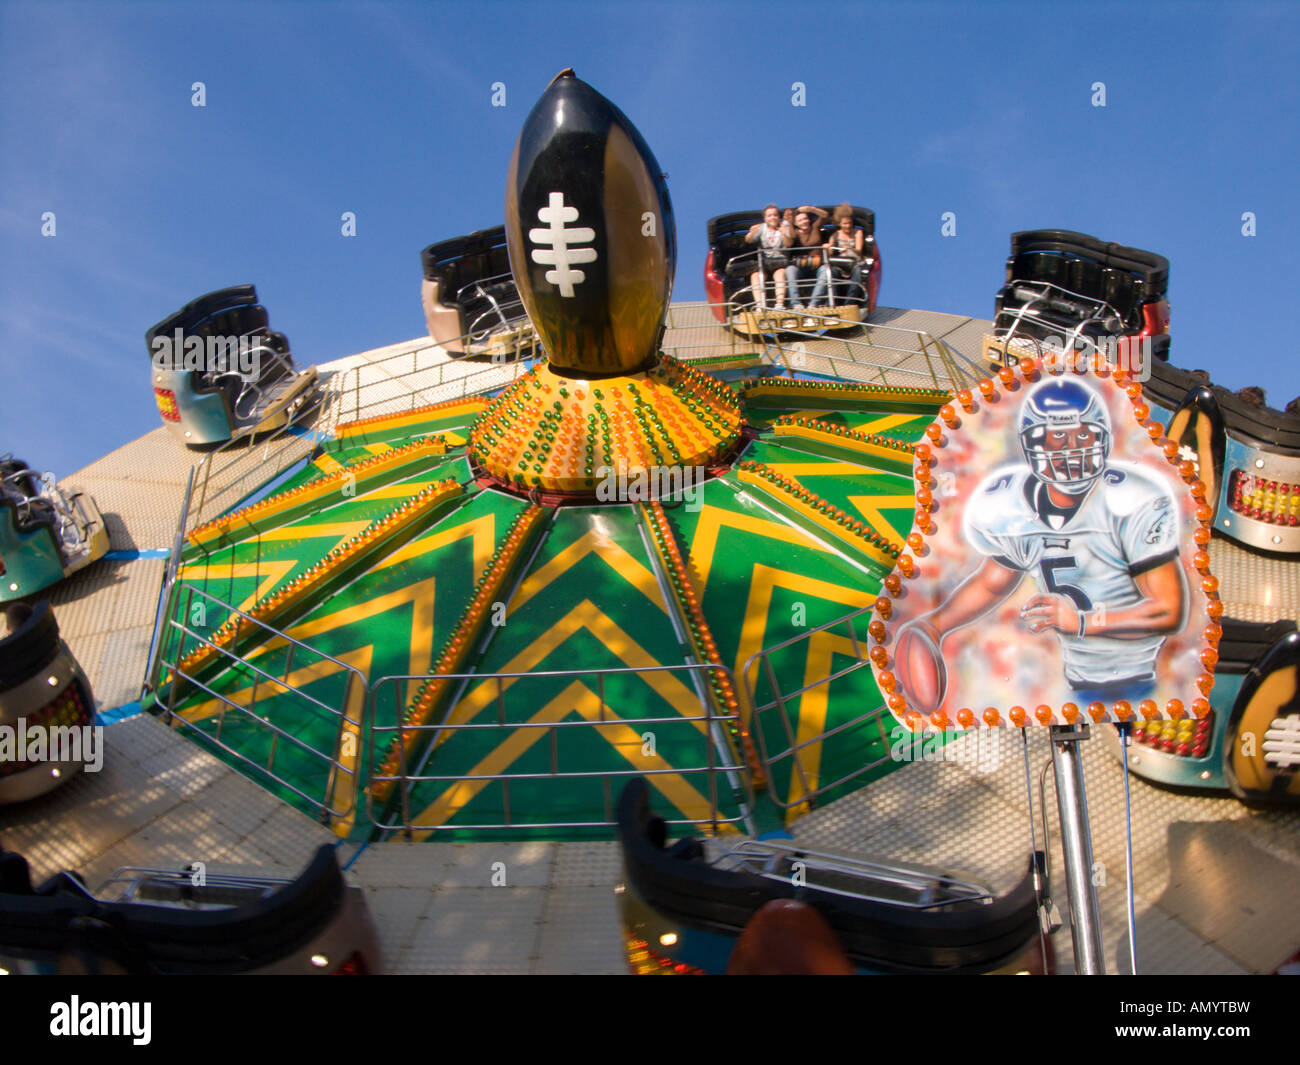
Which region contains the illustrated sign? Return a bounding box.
[872,360,1219,730]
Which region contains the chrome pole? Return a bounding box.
[1050,723,1106,974]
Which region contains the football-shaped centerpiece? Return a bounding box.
[505,68,676,378]
[472,70,743,499]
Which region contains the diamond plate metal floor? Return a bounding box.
[1209,535,1300,620]
[787,727,1299,974]
[3,312,1295,975]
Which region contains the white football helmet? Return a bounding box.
[1019,379,1111,495]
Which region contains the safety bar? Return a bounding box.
[710,837,992,909]
[995,279,1125,353]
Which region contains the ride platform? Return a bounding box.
[2,305,1295,973]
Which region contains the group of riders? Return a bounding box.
[743,202,866,322]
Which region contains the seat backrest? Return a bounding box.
[145,285,259,347]
[1001,234,1168,335]
[145,286,293,388]
[422,226,518,307]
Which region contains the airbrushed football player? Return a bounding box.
[900,377,1188,706]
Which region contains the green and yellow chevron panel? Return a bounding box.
[660,474,901,819]
[150,361,953,838]
[390,503,745,839]
[167,483,524,828]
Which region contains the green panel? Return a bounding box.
[152,371,955,839]
[162,479,521,830]
[393,503,744,836]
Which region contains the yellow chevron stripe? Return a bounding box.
[848,494,916,544]
[510,529,668,616]
[174,558,298,614]
[408,680,734,837]
[688,504,828,596]
[783,630,862,815]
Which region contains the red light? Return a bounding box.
[154,387,181,422]
[331,951,369,974]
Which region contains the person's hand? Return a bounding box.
[1019,594,1080,635]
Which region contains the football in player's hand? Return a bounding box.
[893,622,948,714]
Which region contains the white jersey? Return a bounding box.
[963,462,1180,688]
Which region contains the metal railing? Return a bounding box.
[152,583,367,828]
[185,414,320,539]
[320,335,530,436]
[661,300,984,390]
[728,250,871,313]
[366,661,751,836]
[147,570,753,837]
[143,466,194,696]
[753,318,983,391]
[140,296,973,835]
[740,603,896,811]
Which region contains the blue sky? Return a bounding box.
[2,0,1297,477]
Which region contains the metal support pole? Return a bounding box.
[1049,723,1106,974]
[143,466,195,697]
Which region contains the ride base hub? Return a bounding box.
[468,355,745,498]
